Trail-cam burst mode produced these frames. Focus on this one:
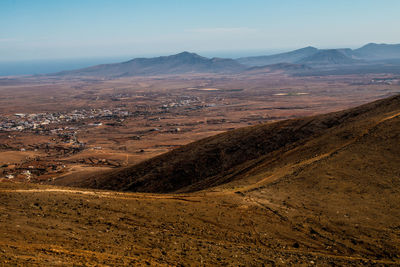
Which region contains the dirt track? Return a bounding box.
[1,80,400,265]
[1,181,399,266]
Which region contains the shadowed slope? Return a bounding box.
[11,95,400,264]
[240,106,400,259]
[54,94,400,194]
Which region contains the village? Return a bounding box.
[0,93,226,183]
[0,107,131,132]
[0,94,214,133]
[2,72,397,186]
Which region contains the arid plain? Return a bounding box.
[1,71,400,266]
[1,72,398,182]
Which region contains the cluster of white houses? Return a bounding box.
[0,108,131,132]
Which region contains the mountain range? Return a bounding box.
[353,43,400,60]
[55,52,245,77]
[238,43,400,66]
[236,46,319,67]
[52,43,400,77]
[296,49,361,65]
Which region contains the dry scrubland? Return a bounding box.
[0,73,400,265]
[0,73,398,182]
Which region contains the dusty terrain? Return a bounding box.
[1,180,398,266]
[56,95,400,194]
[1,72,399,182]
[1,73,400,265]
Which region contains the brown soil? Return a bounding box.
[0,95,399,265]
[1,181,399,266]
[1,74,400,265]
[60,95,400,194]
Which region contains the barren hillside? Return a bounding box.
[1,95,400,265]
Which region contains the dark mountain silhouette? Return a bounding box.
[296,49,361,65]
[238,43,400,67]
[54,52,246,77]
[237,46,318,67]
[354,43,400,60]
[49,43,400,77]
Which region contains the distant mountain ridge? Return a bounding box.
[51,42,400,77]
[353,43,400,60]
[236,46,318,67]
[54,51,245,77]
[296,49,361,65]
[238,43,400,67]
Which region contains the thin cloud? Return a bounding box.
[186,27,258,34]
[0,38,19,43]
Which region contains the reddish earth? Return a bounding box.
[0,74,400,265]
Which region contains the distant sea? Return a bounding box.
[0,57,131,76]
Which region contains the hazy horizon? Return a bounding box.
[2,0,400,63]
[0,48,290,76]
[1,42,399,76]
[2,0,400,75]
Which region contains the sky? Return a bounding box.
[1,0,400,62]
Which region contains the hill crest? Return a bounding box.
[53,94,400,194]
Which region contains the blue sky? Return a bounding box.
[1,0,400,61]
